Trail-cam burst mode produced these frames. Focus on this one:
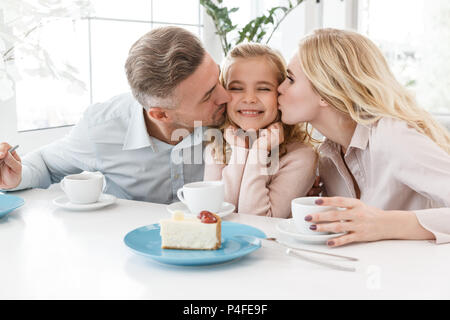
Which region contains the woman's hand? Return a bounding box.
[306,197,435,247]
[305,197,392,247]
[253,122,284,152]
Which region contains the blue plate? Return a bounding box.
[124,221,266,266]
[0,194,25,218]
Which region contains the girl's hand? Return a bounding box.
[306,197,391,247]
[253,122,284,152]
[224,125,251,149]
[307,176,323,197]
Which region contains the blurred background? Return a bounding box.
[1,0,450,154]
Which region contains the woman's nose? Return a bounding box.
[278,80,286,95]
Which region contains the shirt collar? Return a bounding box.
[348,122,370,151]
[122,103,154,151]
[122,104,205,152]
[318,122,371,157]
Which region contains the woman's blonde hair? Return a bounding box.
[213,42,314,164]
[297,28,450,153]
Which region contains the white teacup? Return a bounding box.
[291,197,343,235]
[176,181,224,215]
[61,173,106,204]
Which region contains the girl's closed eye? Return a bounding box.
[286,75,294,83]
[258,87,272,91]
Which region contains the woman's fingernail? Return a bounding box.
[327,241,335,246]
[304,215,312,221]
[315,199,324,205]
[309,225,317,230]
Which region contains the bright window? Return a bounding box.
[14,0,449,133]
[14,0,202,131]
[358,0,450,114]
[322,0,346,29]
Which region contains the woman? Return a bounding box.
[278,28,450,247]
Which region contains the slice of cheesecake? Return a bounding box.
[160,210,221,250]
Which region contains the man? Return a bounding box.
[0,26,231,203]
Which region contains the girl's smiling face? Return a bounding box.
[225,57,280,131]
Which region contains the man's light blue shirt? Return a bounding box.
[11,92,206,204]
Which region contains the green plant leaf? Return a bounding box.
[200,0,338,55]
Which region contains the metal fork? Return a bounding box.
[286,248,356,272]
[0,145,19,165]
[265,237,358,261]
[234,235,357,272]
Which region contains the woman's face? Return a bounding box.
[277,55,323,125]
[225,57,279,131]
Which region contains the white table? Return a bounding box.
[1,186,450,300]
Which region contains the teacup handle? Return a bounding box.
[60,178,66,192]
[92,172,107,194]
[101,176,107,193]
[177,188,187,205]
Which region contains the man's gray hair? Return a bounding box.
[125,26,206,110]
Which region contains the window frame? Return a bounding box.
[13,0,203,133]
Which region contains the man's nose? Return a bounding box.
[216,84,231,105]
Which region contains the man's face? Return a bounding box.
[168,53,231,129]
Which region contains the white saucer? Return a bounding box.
[167,201,235,218]
[53,193,117,211]
[276,219,345,244]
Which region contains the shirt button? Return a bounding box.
[174,174,179,179]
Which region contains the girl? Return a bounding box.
[204,43,317,218]
[278,28,450,246]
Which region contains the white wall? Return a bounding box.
[270,1,307,60]
[202,8,224,64]
[202,0,309,63]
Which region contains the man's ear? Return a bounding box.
[147,107,170,122]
